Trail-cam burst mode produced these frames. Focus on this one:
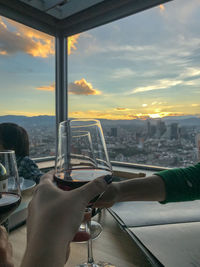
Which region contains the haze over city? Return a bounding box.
[0,0,199,120]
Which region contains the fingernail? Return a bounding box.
[104,175,113,184]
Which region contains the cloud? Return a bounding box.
[0,17,54,57]
[111,68,136,79]
[69,108,187,121]
[132,79,182,94]
[115,108,133,112]
[68,34,80,54]
[159,5,165,11]
[0,17,80,57]
[69,79,101,95]
[36,79,101,95]
[192,104,200,107]
[36,83,55,91]
[131,65,200,94]
[180,67,200,79]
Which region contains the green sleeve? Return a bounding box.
[155,163,200,203]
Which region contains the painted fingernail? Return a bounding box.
[104,175,113,184]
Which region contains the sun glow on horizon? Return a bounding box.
[68,109,188,120]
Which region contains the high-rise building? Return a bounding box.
[196,133,200,161]
[156,120,166,138]
[110,127,118,137]
[147,120,151,136]
[146,120,156,138]
[170,123,180,140]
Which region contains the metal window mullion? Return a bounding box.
[55,33,68,154]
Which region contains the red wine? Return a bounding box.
[55,169,112,242]
[54,169,112,190]
[0,193,21,224]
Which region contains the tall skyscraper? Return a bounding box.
[196,133,200,161]
[170,123,180,140]
[156,120,166,138]
[110,127,118,137]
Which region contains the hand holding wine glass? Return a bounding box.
[21,171,110,267]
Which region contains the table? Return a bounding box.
[9,209,153,267]
[131,222,200,267]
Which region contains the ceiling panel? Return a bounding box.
[0,0,173,36]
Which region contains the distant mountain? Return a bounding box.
[162,116,200,126]
[99,119,145,127]
[0,115,199,128]
[0,115,55,127]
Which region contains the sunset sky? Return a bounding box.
[0,0,200,120]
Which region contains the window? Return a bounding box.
[69,0,200,168]
[0,16,56,158]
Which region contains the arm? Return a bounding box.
[95,162,200,208]
[95,175,166,208]
[157,162,200,203]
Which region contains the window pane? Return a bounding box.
[0,16,56,158]
[69,0,200,168]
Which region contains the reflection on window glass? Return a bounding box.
[69,0,200,168]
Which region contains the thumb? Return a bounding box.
[78,175,113,204]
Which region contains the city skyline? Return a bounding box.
[0,0,200,119]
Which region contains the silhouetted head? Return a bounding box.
[0,123,29,157]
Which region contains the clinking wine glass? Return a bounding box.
[54,119,115,267]
[55,122,107,238]
[0,150,21,225]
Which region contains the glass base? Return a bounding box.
[76,261,115,267]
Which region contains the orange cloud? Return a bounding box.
[36,83,55,91]
[68,34,80,54]
[36,79,101,95]
[159,5,165,11]
[69,79,102,95]
[116,108,127,111]
[192,104,200,107]
[0,17,80,57]
[0,51,7,55]
[115,108,133,112]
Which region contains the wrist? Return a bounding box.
[114,182,123,202]
[22,234,69,267]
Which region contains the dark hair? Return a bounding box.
[0,123,29,157]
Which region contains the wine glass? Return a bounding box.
[55,122,105,238]
[0,150,21,225]
[55,119,115,267]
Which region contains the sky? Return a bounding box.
[0,0,200,119]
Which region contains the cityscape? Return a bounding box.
[1,115,199,169]
[103,118,200,168]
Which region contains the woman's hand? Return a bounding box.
[0,226,14,267]
[21,171,111,267]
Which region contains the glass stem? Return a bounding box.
[87,219,95,264]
